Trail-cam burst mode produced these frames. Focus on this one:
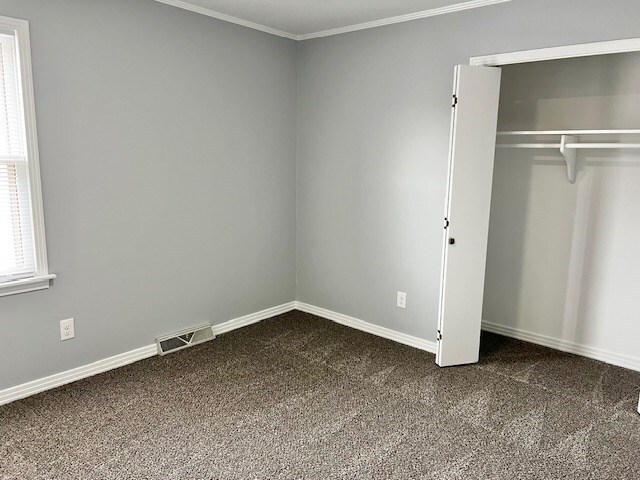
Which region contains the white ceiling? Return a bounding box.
[156,0,510,40]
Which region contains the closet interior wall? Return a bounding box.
[482,52,640,366]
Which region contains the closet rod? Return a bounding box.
[496,144,560,149]
[496,143,640,149]
[567,143,640,149]
[495,135,640,184]
[497,129,640,136]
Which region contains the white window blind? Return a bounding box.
[0,31,36,283]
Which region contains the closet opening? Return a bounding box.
[436,38,640,375]
[480,48,640,370]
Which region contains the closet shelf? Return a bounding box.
[495,130,640,184]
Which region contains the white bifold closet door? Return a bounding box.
[436,65,502,367]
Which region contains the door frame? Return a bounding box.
[470,37,640,67]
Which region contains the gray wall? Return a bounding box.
[4,0,640,391]
[0,0,298,389]
[496,53,640,131]
[484,53,640,361]
[296,0,640,341]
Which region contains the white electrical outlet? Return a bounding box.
[60,318,75,341]
[397,291,407,309]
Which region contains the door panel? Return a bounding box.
[436,65,502,367]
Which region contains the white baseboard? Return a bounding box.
[0,301,297,407]
[0,345,157,407]
[482,320,640,373]
[295,302,437,354]
[212,301,296,336]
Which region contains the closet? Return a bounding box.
[437,45,640,371]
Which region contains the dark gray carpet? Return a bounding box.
[1,311,639,479]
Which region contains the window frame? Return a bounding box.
[0,15,54,297]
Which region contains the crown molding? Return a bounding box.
[154,0,511,42]
[154,0,299,40]
[297,0,511,41]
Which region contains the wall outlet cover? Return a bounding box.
[60,318,75,341]
[397,291,407,309]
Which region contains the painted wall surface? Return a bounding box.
[0,0,297,389]
[296,0,640,343]
[3,0,640,391]
[484,53,640,360]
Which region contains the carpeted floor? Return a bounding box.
[1,311,639,479]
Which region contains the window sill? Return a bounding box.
[0,274,57,297]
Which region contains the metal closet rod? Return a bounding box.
[494,131,640,184]
[496,143,640,149]
[496,130,640,150]
[497,129,640,135]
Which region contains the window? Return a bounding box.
[0,16,53,296]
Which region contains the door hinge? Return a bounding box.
[452,95,458,108]
[444,217,450,229]
[437,330,442,341]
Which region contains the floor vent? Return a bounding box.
[156,324,215,356]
